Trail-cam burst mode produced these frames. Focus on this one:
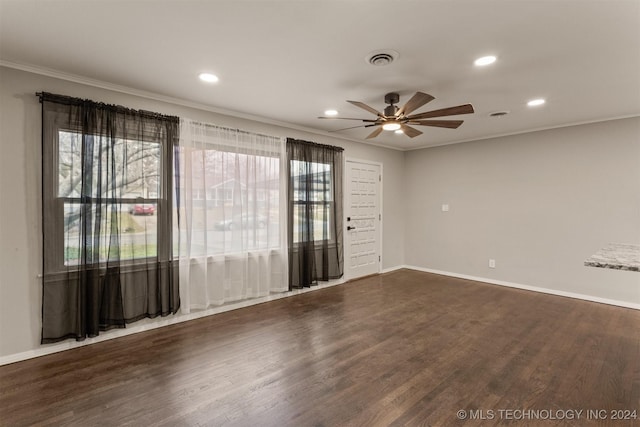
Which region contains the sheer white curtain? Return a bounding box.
[176,119,288,312]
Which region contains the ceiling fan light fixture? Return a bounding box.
[382,122,402,131]
[324,109,338,116]
[527,98,546,107]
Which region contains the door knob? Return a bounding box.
[347,226,356,231]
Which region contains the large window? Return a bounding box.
[58,131,162,265]
[290,160,333,243]
[175,146,282,256]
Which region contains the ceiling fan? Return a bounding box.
[318,92,474,139]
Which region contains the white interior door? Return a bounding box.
[345,160,381,280]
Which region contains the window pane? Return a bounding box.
[58,131,161,199]
[121,139,161,199]
[63,202,82,264]
[120,203,158,260]
[291,160,333,243]
[290,160,332,202]
[292,204,306,243]
[315,207,330,241]
[63,203,158,265]
[58,131,82,198]
[293,203,331,243]
[175,145,281,257]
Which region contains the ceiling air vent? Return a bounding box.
[366,50,399,66]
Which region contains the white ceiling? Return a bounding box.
[1,0,639,150]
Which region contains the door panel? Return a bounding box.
[345,161,381,279]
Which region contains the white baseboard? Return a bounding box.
[403,265,640,310]
[0,278,345,366]
[381,265,405,274]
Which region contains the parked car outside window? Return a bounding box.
[130,204,155,215]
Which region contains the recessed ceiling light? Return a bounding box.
[324,109,338,116]
[474,55,496,66]
[199,73,219,83]
[527,98,546,107]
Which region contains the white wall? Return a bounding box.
[0,66,406,360]
[404,117,640,305]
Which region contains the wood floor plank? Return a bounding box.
[1,269,638,426]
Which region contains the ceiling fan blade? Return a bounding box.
[409,119,464,129]
[399,125,423,138]
[329,124,369,132]
[318,117,377,122]
[406,104,474,120]
[397,92,435,117]
[347,100,383,117]
[365,127,384,139]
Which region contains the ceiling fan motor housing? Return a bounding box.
[384,105,398,116]
[384,92,400,105]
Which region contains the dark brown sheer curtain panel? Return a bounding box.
[286,138,344,289]
[39,92,180,343]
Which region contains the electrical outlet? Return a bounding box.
[441,204,449,212]
[489,259,496,268]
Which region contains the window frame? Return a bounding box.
[289,160,336,245]
[45,121,168,272]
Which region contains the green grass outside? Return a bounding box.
[122,213,146,233]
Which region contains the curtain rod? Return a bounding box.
[36,92,179,122]
[186,119,282,141]
[286,137,344,152]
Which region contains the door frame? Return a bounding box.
[344,157,383,281]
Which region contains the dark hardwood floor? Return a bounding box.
[1,269,639,426]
